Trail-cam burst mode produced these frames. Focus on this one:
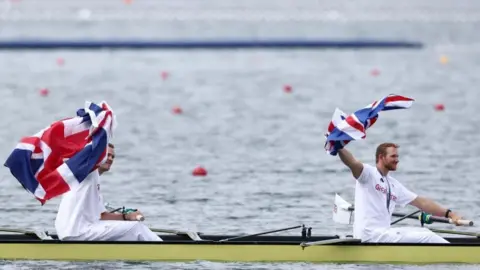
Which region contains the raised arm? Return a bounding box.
[338,148,364,179]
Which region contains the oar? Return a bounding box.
[429,228,480,238]
[108,206,144,221]
[391,210,421,225]
[0,227,36,235]
[109,207,123,213]
[345,204,473,226]
[105,204,202,240]
[0,227,53,240]
[393,211,473,226]
[217,225,302,242]
[300,238,361,248]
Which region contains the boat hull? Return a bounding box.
[0,234,479,264]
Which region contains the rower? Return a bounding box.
[55,143,162,241]
[337,143,464,243]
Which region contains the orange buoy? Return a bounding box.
[192,166,207,176]
[439,55,449,64]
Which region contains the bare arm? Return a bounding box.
[338,148,364,179]
[410,196,461,220]
[100,212,125,221]
[100,211,144,221]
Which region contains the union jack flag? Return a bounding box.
[324,94,414,155]
[4,101,116,204]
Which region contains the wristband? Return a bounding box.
[445,209,452,218]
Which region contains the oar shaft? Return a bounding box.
[0,228,33,234]
[109,207,123,213]
[430,228,480,237]
[0,227,53,240]
[392,212,419,220]
[108,206,145,221]
[393,212,474,226]
[341,196,474,226]
[218,225,302,242]
[353,206,473,226]
[390,210,421,225]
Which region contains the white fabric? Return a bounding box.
[63,220,162,241]
[55,170,106,239]
[333,194,354,224]
[55,170,161,241]
[365,227,449,243]
[353,164,419,242]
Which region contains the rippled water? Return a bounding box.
[1,0,480,269]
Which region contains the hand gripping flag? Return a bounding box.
[324,94,414,156]
[4,101,117,204]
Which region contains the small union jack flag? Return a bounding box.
[325,94,414,155]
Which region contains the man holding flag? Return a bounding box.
[4,101,161,241]
[325,94,464,243]
[55,142,161,241]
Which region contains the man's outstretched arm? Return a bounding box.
[338,148,364,179]
[410,196,463,225]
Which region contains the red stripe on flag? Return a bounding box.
[384,95,414,103]
[20,136,42,153]
[39,170,71,204]
[345,115,366,138]
[63,131,91,158]
[369,116,378,127]
[327,121,335,133]
[36,122,71,201]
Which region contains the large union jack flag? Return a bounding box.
[324,94,414,156]
[4,101,116,204]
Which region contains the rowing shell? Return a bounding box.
[0,233,480,263]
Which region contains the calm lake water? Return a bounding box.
[1,0,480,269]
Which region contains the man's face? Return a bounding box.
[381,147,399,171]
[99,146,115,173]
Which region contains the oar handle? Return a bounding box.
[427,215,474,226]
[450,219,474,226]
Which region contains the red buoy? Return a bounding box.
[172,106,183,114]
[56,58,65,66]
[283,84,292,93]
[39,88,49,97]
[160,71,169,80]
[370,69,380,76]
[192,166,207,176]
[434,103,445,111]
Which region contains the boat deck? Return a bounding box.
[1,233,479,245]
